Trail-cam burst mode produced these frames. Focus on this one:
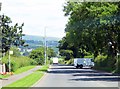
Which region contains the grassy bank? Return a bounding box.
[93,67,114,73]
[3,65,49,88]
[2,66,35,79]
[6,71,44,87]
[14,66,35,74]
[94,55,120,74]
[2,56,37,72]
[0,74,2,79]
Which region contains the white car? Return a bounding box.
[74,58,94,68]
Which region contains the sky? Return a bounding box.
[1,0,68,38]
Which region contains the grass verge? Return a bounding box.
[5,71,44,87]
[0,74,2,79]
[2,65,49,88]
[2,74,10,79]
[37,65,49,72]
[93,67,115,73]
[14,66,35,74]
[2,66,35,79]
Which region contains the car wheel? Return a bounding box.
[80,65,83,69]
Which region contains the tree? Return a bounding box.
[10,46,21,57]
[47,47,56,60]
[0,15,25,55]
[59,49,73,60]
[29,47,44,65]
[62,1,120,57]
[59,1,120,71]
[29,47,56,65]
[58,36,79,58]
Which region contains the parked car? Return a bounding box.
[74,58,94,68]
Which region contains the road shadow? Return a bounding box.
[50,67,76,69]
[73,73,120,77]
[50,64,92,70]
[48,65,120,82]
[69,77,120,82]
[58,64,74,66]
[48,67,98,74]
[50,67,90,70]
[70,69,120,82]
[71,71,120,82]
[48,70,97,74]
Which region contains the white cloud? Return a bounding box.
[1,0,68,38]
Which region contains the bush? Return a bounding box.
[10,46,21,57]
[94,55,107,67]
[2,56,37,72]
[29,48,44,65]
[58,58,65,64]
[94,54,120,74]
[59,60,64,64]
[84,55,94,58]
[114,57,120,74]
[49,59,53,64]
[66,59,74,65]
[59,50,73,60]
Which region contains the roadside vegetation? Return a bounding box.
[3,65,49,88]
[58,2,120,74]
[0,15,37,74]
[1,66,35,79]
[1,46,37,78]
[0,14,56,80]
[1,45,55,79]
[14,66,35,74]
[0,15,25,55]
[0,15,55,86]
[29,47,56,65]
[2,56,37,72]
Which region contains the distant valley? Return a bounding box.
[22,35,61,41]
[20,35,60,55]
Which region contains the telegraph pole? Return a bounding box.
[8,51,11,72]
[0,3,1,11]
[44,27,47,65]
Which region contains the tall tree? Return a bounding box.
[0,15,25,54]
[61,2,120,58]
[29,47,56,65]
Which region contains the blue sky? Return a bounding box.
[1,0,68,38]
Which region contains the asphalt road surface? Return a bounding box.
[34,64,120,87]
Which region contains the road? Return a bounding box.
[33,65,120,87]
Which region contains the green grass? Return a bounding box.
[3,65,49,88]
[14,66,35,74]
[1,73,11,79]
[2,74,10,78]
[2,66,35,79]
[58,58,64,61]
[37,65,49,72]
[5,71,44,87]
[0,75,1,78]
[94,66,115,73]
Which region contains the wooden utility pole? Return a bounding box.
[0,3,1,11]
[44,27,47,65]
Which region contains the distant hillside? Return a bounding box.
[22,35,61,41]
[21,35,60,54]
